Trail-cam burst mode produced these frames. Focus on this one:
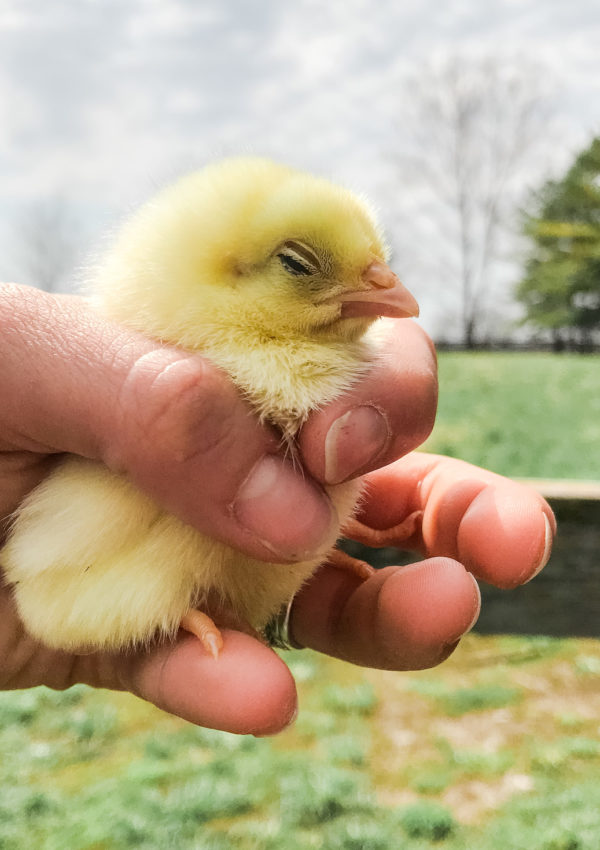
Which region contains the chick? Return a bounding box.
[1,158,419,657]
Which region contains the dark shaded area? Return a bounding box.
[435,340,600,353]
[340,495,600,638]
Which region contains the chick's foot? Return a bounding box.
[180,610,224,659]
[342,510,423,550]
[326,548,375,581]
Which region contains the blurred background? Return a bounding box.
[1,0,599,347]
[1,1,599,848]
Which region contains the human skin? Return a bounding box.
[0,283,555,735]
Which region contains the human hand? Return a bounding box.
[0,283,554,735]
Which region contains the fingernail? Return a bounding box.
[253,703,298,738]
[324,405,390,484]
[526,514,553,583]
[283,703,298,730]
[233,455,339,560]
[448,574,481,644]
[463,573,482,635]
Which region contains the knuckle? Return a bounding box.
[110,351,243,471]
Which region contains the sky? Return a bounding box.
[1,0,599,337]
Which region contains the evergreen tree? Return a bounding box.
[517,137,600,350]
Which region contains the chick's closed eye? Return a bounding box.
[277,241,321,276]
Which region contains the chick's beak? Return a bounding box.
[338,260,420,320]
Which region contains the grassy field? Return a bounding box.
[1,639,600,849]
[425,352,600,480]
[1,351,599,848]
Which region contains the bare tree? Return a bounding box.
[12,198,84,293]
[393,55,554,347]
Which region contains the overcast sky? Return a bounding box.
[1,0,599,335]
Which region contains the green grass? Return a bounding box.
[406,680,523,717]
[1,636,600,848]
[396,801,457,841]
[424,352,600,479]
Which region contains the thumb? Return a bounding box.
[1,284,337,561]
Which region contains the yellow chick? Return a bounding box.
[1,158,419,657]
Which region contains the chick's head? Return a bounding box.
[96,158,418,348]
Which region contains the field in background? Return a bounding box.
[2,351,599,848]
[1,638,600,849]
[425,352,600,480]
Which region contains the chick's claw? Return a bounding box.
[180,610,224,659]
